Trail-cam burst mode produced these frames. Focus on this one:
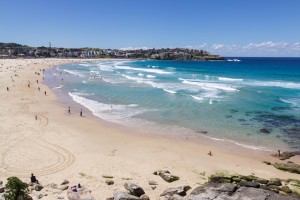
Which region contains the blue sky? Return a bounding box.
[0,0,299,56]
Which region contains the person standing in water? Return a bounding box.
[80,108,83,117]
[68,107,70,114]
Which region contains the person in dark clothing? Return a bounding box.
[30,173,39,184]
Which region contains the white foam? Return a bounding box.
[138,73,144,77]
[68,92,145,123]
[79,63,91,67]
[163,89,177,94]
[146,75,156,78]
[181,79,238,92]
[115,65,173,74]
[280,98,300,106]
[249,81,300,89]
[97,64,114,71]
[218,77,243,82]
[64,69,85,78]
[52,85,64,90]
[191,95,204,101]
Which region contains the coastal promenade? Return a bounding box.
[0,59,299,199]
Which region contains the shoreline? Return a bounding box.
[1,58,299,199]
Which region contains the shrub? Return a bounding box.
[4,177,29,200]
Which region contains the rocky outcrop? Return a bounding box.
[105,180,114,185]
[273,162,300,174]
[184,182,299,200]
[154,170,179,182]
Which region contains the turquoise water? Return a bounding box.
[45,58,300,151]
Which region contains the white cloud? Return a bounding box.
[119,46,150,50]
[186,41,300,57]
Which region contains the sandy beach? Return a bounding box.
[0,58,299,199]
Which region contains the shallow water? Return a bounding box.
[45,58,300,151]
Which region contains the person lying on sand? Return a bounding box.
[208,151,213,156]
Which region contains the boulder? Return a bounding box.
[267,178,282,186]
[148,181,158,185]
[263,161,272,165]
[273,162,300,174]
[34,184,44,191]
[239,180,260,188]
[113,191,140,200]
[0,181,3,185]
[279,152,295,160]
[140,194,150,200]
[67,191,81,200]
[256,178,269,184]
[260,128,270,133]
[151,186,157,190]
[281,186,292,194]
[0,187,4,193]
[105,180,114,185]
[209,175,232,183]
[124,183,145,197]
[62,179,70,185]
[154,170,179,182]
[239,175,257,182]
[61,185,69,191]
[160,185,191,197]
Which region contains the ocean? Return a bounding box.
[45,58,300,151]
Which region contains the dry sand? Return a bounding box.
[0,58,299,199]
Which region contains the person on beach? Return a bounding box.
[80,108,83,117]
[278,150,281,157]
[35,115,38,120]
[36,80,38,84]
[38,87,40,91]
[30,173,39,184]
[7,87,9,91]
[44,91,47,96]
[28,83,30,88]
[208,151,213,156]
[68,107,71,114]
[62,78,63,82]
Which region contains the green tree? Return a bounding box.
[4,177,29,200]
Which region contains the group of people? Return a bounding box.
[68,106,83,117]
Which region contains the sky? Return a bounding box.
[0,0,300,57]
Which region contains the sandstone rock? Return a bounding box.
[260,128,270,133]
[239,175,257,182]
[256,178,269,184]
[105,180,114,185]
[124,183,145,197]
[209,175,232,183]
[67,191,80,200]
[154,170,179,182]
[279,152,296,160]
[263,161,272,165]
[267,178,282,186]
[140,194,150,200]
[151,186,157,190]
[106,198,114,200]
[281,186,292,194]
[113,191,140,200]
[34,184,44,191]
[61,180,70,185]
[239,180,260,188]
[273,162,300,174]
[160,185,191,197]
[0,181,3,185]
[61,185,69,191]
[0,187,4,193]
[184,182,298,200]
[148,181,158,185]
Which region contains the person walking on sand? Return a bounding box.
[36,79,38,84]
[80,108,83,117]
[68,106,71,114]
[7,87,9,91]
[44,91,47,96]
[38,87,40,91]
